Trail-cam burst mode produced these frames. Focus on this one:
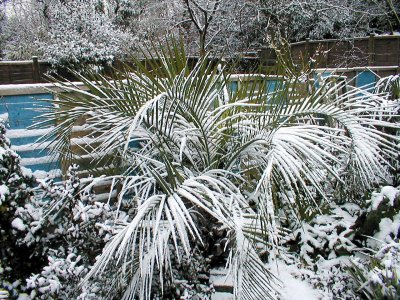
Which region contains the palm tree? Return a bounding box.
[36,40,399,299]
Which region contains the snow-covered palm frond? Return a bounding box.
[39,39,399,299]
[375,74,400,100]
[226,200,280,300]
[81,168,276,299]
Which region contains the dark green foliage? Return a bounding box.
[161,246,215,299]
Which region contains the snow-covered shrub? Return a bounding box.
[40,0,129,66]
[282,255,359,300]
[349,242,400,300]
[281,186,400,299]
[260,0,400,42]
[0,1,45,60]
[0,120,38,298]
[167,246,215,300]
[26,248,102,300]
[353,186,400,249]
[14,165,127,299]
[280,203,361,299]
[1,0,137,63]
[290,204,359,265]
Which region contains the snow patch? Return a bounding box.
[5,128,53,139]
[17,294,31,300]
[381,186,399,205]
[32,169,62,179]
[20,166,33,178]
[269,261,321,300]
[0,290,9,299]
[0,184,9,203]
[11,218,26,231]
[369,186,399,211]
[211,292,233,300]
[0,113,9,122]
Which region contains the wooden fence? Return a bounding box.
[1,34,399,85]
[287,34,400,69]
[0,57,51,84]
[0,56,259,85]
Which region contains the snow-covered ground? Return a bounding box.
[211,292,233,300]
[210,260,321,300]
[269,261,321,300]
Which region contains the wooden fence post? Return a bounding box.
[325,41,329,68]
[368,33,375,66]
[397,36,400,67]
[32,56,40,83]
[6,64,12,84]
[305,38,310,62]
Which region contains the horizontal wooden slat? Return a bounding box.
[9,66,33,72]
[11,79,34,84]
[10,71,33,76]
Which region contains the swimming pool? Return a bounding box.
[0,90,62,177]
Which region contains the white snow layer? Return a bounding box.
[17,294,31,300]
[0,113,9,122]
[11,218,26,231]
[370,186,399,210]
[211,292,233,300]
[210,261,321,300]
[5,128,53,139]
[0,184,9,203]
[269,260,321,300]
[381,186,400,205]
[32,169,63,179]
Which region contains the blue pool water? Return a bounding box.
[0,93,58,173]
[356,71,377,90]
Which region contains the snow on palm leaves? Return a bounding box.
[37,40,399,299]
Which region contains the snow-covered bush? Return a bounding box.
[350,242,400,299]
[291,205,359,265]
[25,248,106,300]
[260,0,400,42]
[40,0,129,66]
[0,1,45,60]
[280,202,360,299]
[13,165,124,299]
[353,186,400,249]
[167,246,215,299]
[27,250,87,298]
[1,0,133,64]
[0,120,125,299]
[281,186,400,299]
[0,119,38,298]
